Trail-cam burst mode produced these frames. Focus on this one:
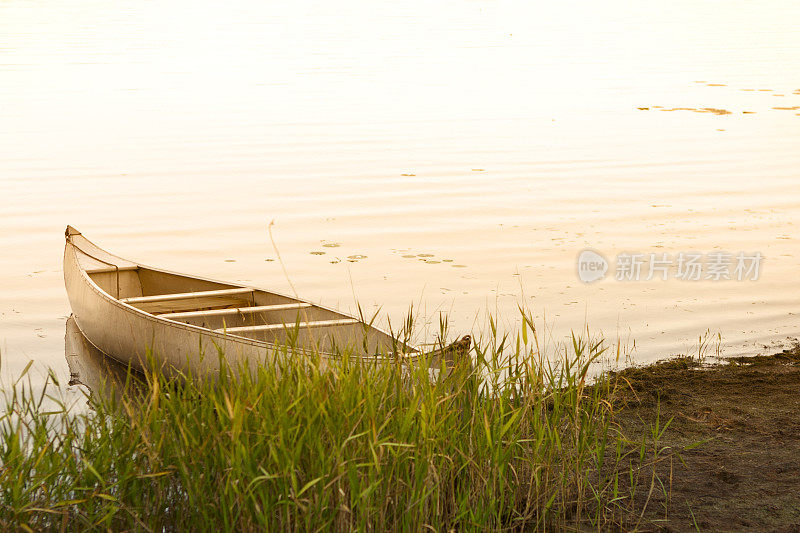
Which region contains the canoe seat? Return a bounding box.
[121,287,254,314]
[121,287,253,304]
[156,302,312,320]
[215,318,360,334]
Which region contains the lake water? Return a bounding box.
[2,0,799,385]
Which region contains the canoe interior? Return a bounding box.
[87,265,408,356]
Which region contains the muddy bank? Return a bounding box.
[611,346,800,531]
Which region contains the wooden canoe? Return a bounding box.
[63,226,469,379]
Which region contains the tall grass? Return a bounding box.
[1,313,669,531]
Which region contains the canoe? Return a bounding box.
[63,226,469,379]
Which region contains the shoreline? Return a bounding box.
[610,345,800,531]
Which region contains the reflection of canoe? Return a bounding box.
[63,226,469,379]
[65,315,140,403]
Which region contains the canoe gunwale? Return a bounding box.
[65,234,421,362]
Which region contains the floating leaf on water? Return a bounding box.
[322,243,341,248]
[701,108,732,115]
[402,255,415,259]
[347,254,367,260]
[417,253,434,257]
[660,107,731,115]
[310,251,325,255]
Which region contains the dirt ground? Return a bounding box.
[610,345,800,532]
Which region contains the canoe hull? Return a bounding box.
[65,239,301,378]
[63,226,468,380]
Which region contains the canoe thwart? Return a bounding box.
[86,265,140,275]
[121,287,253,305]
[216,318,360,334]
[156,302,312,320]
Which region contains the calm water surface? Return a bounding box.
[2,0,799,385]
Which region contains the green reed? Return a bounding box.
[0,311,671,531]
